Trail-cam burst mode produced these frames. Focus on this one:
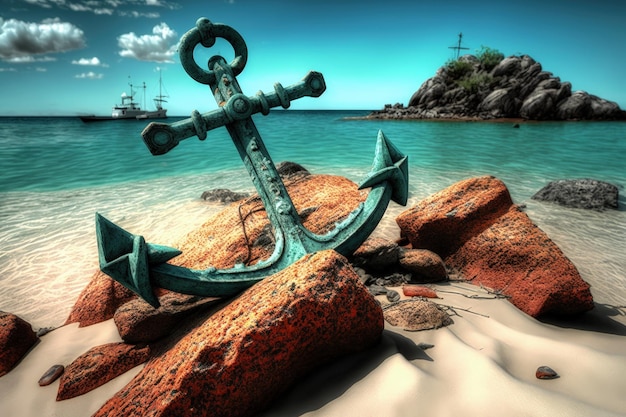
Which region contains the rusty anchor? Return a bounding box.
[96,18,408,307]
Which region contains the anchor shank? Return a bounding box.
[227,118,305,237]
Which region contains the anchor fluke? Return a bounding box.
[359,130,409,206]
[95,213,181,307]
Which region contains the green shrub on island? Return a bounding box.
[444,45,504,92]
[444,59,474,79]
[476,45,504,71]
[457,73,496,94]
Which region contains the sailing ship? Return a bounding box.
[80,72,168,122]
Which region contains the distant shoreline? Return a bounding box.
[0,110,374,119]
[346,114,626,123]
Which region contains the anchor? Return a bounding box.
[96,18,408,308]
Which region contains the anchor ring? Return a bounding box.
[179,18,248,86]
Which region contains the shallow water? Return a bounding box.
[1,113,624,328]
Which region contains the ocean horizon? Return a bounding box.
[1,111,625,328]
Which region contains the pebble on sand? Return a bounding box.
[38,364,64,386]
[536,365,559,380]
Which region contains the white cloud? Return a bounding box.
[5,55,57,63]
[68,3,114,15]
[0,17,85,61]
[117,22,177,63]
[75,71,103,79]
[72,56,108,67]
[23,0,180,15]
[119,11,160,18]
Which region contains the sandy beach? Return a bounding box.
[2,280,625,417]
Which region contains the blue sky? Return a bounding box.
[1,0,625,115]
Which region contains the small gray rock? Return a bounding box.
[201,188,250,203]
[532,179,619,210]
[386,290,401,303]
[38,364,64,386]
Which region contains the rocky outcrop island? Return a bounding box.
[368,51,626,121]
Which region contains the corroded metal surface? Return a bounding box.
[96,18,408,307]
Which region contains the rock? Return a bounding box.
[67,173,366,328]
[352,237,400,271]
[555,91,591,119]
[171,174,366,270]
[93,250,383,417]
[532,179,619,210]
[57,343,151,400]
[492,56,521,77]
[396,176,594,317]
[402,285,438,298]
[536,365,559,380]
[386,289,401,303]
[382,299,453,331]
[36,327,56,337]
[368,284,388,296]
[0,312,38,376]
[588,95,623,119]
[65,270,136,327]
[275,161,310,178]
[520,89,557,120]
[368,53,625,121]
[479,88,520,117]
[445,205,594,316]
[38,364,64,386]
[374,273,410,287]
[398,248,448,282]
[396,176,513,258]
[114,293,223,344]
[200,188,249,203]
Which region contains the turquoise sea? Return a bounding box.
[1,111,625,328]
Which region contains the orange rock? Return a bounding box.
[447,205,593,316]
[403,284,438,298]
[114,293,222,344]
[396,176,594,317]
[0,312,38,377]
[65,174,367,328]
[93,250,383,417]
[398,249,448,282]
[396,176,512,257]
[64,270,136,327]
[57,342,151,400]
[172,174,367,270]
[352,237,400,271]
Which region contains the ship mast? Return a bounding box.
[449,32,470,59]
[153,68,168,110]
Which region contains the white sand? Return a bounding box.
[1,282,625,417]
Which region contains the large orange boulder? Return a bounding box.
[0,312,38,377]
[396,176,594,317]
[64,270,136,327]
[397,175,512,258]
[172,174,367,270]
[65,174,367,327]
[93,250,383,417]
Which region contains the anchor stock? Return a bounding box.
[96,18,409,307]
[141,71,326,156]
